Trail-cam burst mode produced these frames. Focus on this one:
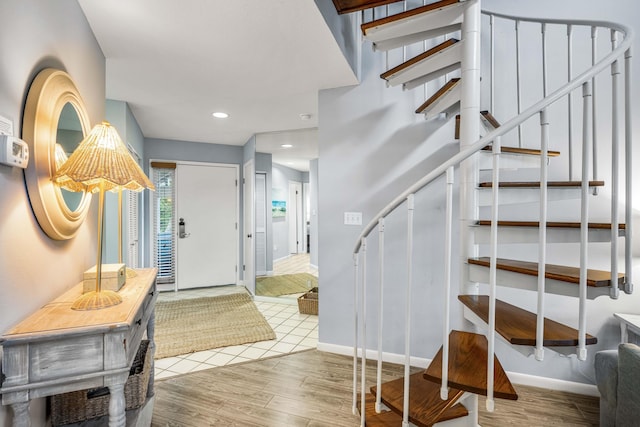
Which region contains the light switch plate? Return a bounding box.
[344,212,362,226]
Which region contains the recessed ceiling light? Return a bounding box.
[212,112,229,119]
[299,113,312,120]
[281,144,293,148]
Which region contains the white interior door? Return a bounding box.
[177,163,238,289]
[288,181,303,254]
[243,160,255,294]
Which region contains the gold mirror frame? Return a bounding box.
[23,69,92,240]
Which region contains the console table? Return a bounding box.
[0,268,157,427]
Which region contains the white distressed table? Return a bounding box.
[0,268,157,427]
[614,312,640,343]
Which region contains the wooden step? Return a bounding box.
[467,257,624,287]
[476,220,625,230]
[361,0,464,52]
[381,39,460,87]
[454,111,560,157]
[362,0,459,34]
[456,110,501,137]
[333,0,402,15]
[478,180,605,188]
[480,110,501,129]
[371,372,468,427]
[415,78,460,114]
[358,394,403,427]
[480,145,561,157]
[424,330,518,400]
[458,295,597,347]
[358,392,468,427]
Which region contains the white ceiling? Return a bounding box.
[77,0,357,171]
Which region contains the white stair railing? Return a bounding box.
[352,3,633,424]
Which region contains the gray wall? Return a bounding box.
[104,100,146,265]
[317,0,640,386]
[0,1,105,425]
[314,0,360,78]
[309,159,319,267]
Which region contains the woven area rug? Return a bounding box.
[256,273,317,297]
[154,293,275,359]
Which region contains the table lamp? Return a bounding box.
[53,121,154,310]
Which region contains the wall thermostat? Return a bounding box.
[0,135,29,169]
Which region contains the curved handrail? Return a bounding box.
[353,15,633,254]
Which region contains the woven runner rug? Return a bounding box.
[154,293,275,359]
[256,273,317,297]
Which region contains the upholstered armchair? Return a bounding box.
[595,343,640,426]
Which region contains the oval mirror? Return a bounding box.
[56,103,84,212]
[23,69,92,240]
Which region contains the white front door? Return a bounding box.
[176,163,238,289]
[243,160,255,294]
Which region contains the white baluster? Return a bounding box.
[441,167,454,400]
[402,195,415,427]
[579,81,592,361]
[376,218,385,413]
[536,110,549,361]
[611,29,621,300]
[487,136,501,412]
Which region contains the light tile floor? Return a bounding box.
[154,284,318,380]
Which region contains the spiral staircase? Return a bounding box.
[332,0,634,425]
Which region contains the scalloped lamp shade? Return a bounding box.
[54,121,154,193]
[52,121,154,310]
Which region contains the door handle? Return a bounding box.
[247,234,252,238]
[179,218,190,238]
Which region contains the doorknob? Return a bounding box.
[247,234,252,238]
[179,218,190,238]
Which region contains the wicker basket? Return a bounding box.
[298,287,318,315]
[51,340,152,426]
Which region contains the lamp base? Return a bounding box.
[71,290,123,311]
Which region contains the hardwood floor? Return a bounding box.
[151,350,599,426]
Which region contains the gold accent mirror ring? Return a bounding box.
[23,69,92,240]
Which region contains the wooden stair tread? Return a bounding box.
[333,0,402,15]
[459,295,597,346]
[476,220,625,230]
[479,180,605,188]
[362,0,459,34]
[381,39,458,80]
[424,330,518,400]
[415,78,460,113]
[358,392,468,427]
[480,110,501,128]
[468,257,624,287]
[481,145,561,157]
[371,372,467,427]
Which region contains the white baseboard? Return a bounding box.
[317,342,599,397]
[310,263,318,270]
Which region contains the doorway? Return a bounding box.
[151,161,239,291]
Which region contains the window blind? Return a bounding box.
[151,165,176,284]
[127,190,139,268]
